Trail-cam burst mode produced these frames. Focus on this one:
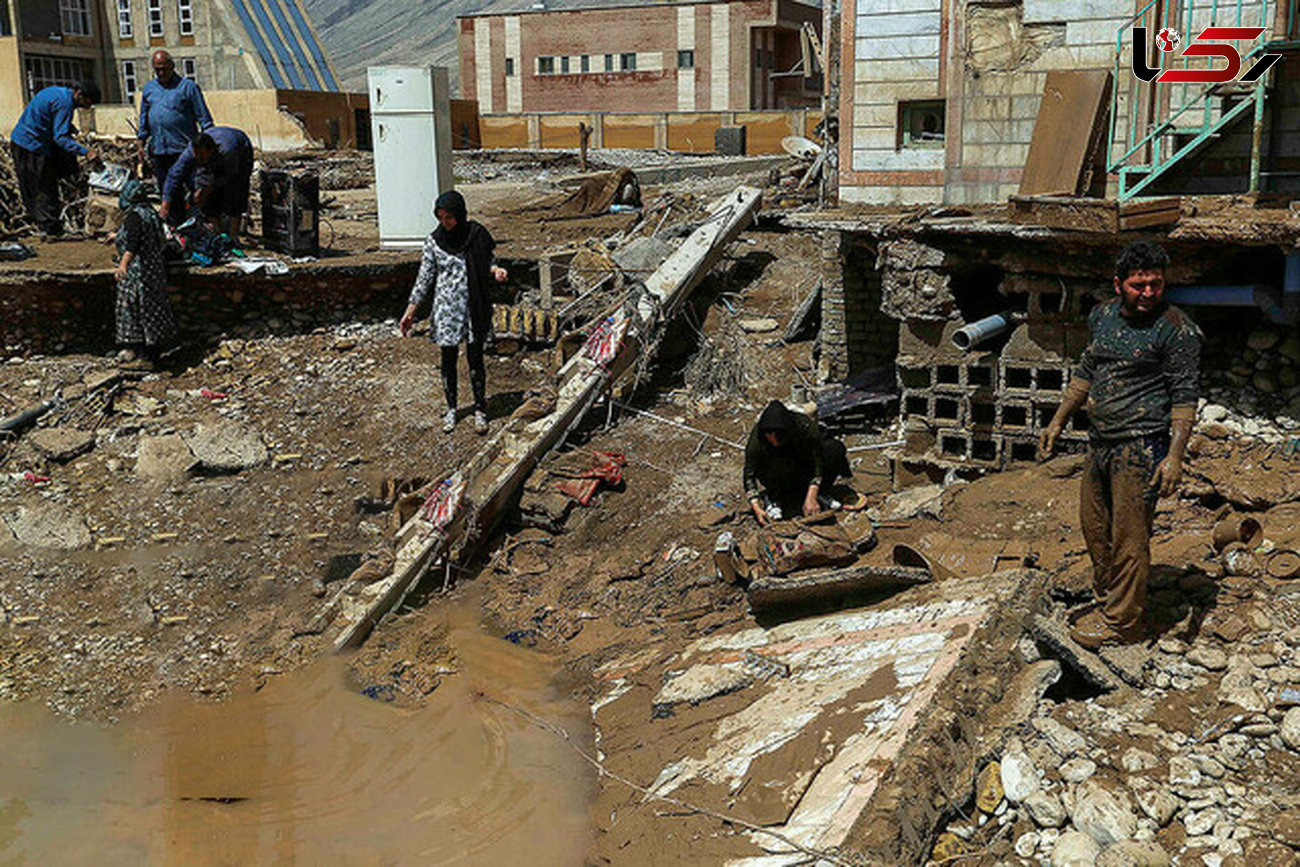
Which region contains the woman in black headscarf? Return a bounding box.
[113,178,178,366]
[743,400,852,525]
[400,190,507,434]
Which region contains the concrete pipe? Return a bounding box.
[952,312,1013,351]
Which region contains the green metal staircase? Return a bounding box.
[1109,0,1280,200]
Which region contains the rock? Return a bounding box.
[2,504,92,550]
[1252,371,1278,394]
[1188,647,1229,671]
[1247,329,1280,351]
[931,832,969,862]
[136,434,198,483]
[1001,749,1041,804]
[1282,707,1300,750]
[1120,747,1160,773]
[878,484,944,521]
[28,427,94,462]
[738,317,780,334]
[1168,755,1201,787]
[1218,685,1268,713]
[1272,809,1300,847]
[1097,839,1172,867]
[1036,717,1087,757]
[1279,333,1300,363]
[1016,830,1040,857]
[183,422,268,473]
[1072,780,1138,847]
[1062,757,1097,783]
[1281,366,1299,388]
[976,761,1004,813]
[1024,790,1068,828]
[1134,786,1179,827]
[1191,755,1225,778]
[655,663,752,706]
[1186,807,1222,836]
[1052,830,1103,867]
[1201,403,1229,423]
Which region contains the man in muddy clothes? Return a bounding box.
[1040,241,1202,650]
[744,400,851,525]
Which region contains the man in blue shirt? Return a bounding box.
[9,81,101,238]
[136,50,213,195]
[161,126,254,245]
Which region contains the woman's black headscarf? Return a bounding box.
[433,190,472,254]
[757,400,795,445]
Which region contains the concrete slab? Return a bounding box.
[591,571,1042,864]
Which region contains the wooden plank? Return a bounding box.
[1007,195,1180,233]
[1018,70,1113,198]
[330,187,763,651]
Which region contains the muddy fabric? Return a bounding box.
[114,186,177,349]
[1074,299,1202,441]
[1080,434,1168,632]
[552,168,640,218]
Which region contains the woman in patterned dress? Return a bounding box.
[399,190,508,435]
[113,179,178,365]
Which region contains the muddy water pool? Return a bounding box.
[0,610,594,864]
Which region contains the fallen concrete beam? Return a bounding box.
[329,186,762,650]
[747,564,931,613]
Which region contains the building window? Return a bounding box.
[537,55,555,75]
[117,0,133,38]
[122,60,138,98]
[177,0,193,36]
[580,55,589,73]
[899,100,946,149]
[505,57,515,76]
[677,50,694,69]
[754,47,763,68]
[619,52,636,71]
[180,57,197,80]
[60,0,92,36]
[148,0,163,37]
[24,56,88,96]
[560,55,569,74]
[604,54,614,72]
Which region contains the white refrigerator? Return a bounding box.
[368,66,454,249]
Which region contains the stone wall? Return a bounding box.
[1,262,420,357]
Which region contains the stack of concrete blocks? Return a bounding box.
[882,239,1094,476]
[819,232,900,385]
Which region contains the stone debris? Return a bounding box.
[28,428,95,463]
[183,422,269,474]
[3,504,92,550]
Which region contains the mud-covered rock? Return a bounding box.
[2,504,92,550]
[29,427,94,462]
[1096,838,1171,867]
[184,422,268,473]
[1051,830,1102,867]
[1071,779,1138,847]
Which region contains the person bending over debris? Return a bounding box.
[136,50,213,195]
[9,81,101,239]
[112,179,178,366]
[161,126,254,244]
[399,190,508,435]
[744,400,852,526]
[1040,241,1202,650]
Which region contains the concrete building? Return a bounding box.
[838,0,1296,205]
[458,0,822,114]
[1,0,340,131]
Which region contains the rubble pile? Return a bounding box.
[1202,327,1300,437]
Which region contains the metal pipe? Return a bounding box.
[952,312,1014,351]
[1165,285,1266,306]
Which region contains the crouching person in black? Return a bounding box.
[743,400,851,526]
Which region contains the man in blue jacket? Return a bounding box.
[161,126,254,245]
[9,81,101,238]
[136,50,213,194]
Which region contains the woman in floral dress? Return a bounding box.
[113,179,177,364]
[399,190,508,434]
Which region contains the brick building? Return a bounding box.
[1,0,340,131]
[458,0,821,114]
[838,0,1298,205]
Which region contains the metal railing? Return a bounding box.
[1109,0,1276,199]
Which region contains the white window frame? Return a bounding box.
[177,0,193,36]
[122,60,138,98]
[117,0,133,39]
[24,56,87,96]
[180,57,197,81]
[59,0,92,37]
[148,0,163,37]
